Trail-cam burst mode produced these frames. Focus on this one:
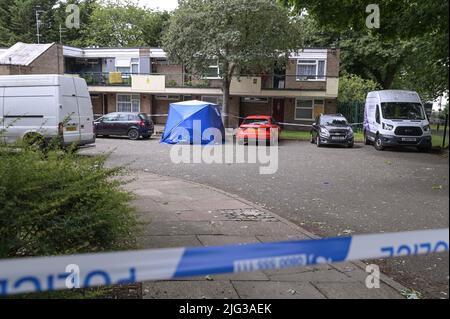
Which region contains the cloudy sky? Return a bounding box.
[137,0,179,11]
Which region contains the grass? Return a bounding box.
[280,130,364,143]
[281,127,449,148]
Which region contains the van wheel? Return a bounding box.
[364,131,371,145]
[128,129,140,140]
[374,134,384,151]
[23,133,45,149]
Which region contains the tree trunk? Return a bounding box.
[222,76,231,128]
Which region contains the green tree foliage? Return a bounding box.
[0,146,136,258]
[163,0,303,126]
[84,0,169,47]
[338,73,380,103]
[282,0,449,99]
[0,0,170,47]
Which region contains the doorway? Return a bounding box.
[272,99,285,125]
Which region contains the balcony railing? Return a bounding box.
[74,72,337,92]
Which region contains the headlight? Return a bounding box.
[347,128,354,137]
[382,123,394,131]
[320,128,330,137]
[423,125,431,132]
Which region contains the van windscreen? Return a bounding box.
[381,102,425,120]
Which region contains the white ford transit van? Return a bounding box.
[363,90,432,151]
[0,75,95,147]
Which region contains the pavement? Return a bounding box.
[80,137,449,299]
[124,172,406,299]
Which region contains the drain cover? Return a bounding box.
[217,208,277,222]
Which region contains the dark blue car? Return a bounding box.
[94,112,154,140]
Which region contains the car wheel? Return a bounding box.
[348,142,354,148]
[128,129,140,140]
[316,135,322,148]
[374,134,384,151]
[310,132,315,144]
[364,131,371,145]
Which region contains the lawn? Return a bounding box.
[280,130,364,143]
[281,128,449,148]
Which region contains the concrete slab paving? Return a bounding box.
[127,172,406,299]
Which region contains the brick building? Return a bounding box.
[0,42,341,129]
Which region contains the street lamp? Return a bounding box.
[35,6,45,44]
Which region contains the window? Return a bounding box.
[295,99,325,120]
[296,59,326,81]
[241,97,269,104]
[204,60,220,79]
[117,94,140,113]
[155,95,180,101]
[115,58,139,77]
[202,96,223,105]
[376,105,381,124]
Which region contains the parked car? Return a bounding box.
[237,116,281,145]
[311,114,354,148]
[94,112,154,140]
[363,90,432,151]
[0,75,95,147]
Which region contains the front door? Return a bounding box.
[272,99,285,125]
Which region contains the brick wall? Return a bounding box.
[141,93,151,114]
[326,49,340,78]
[28,44,64,74]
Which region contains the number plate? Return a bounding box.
[331,136,345,140]
[66,126,78,132]
[402,137,417,142]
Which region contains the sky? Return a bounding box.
[136,0,179,11]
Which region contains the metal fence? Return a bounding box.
[337,101,365,131]
[431,114,449,149]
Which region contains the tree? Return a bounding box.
[282,0,449,99]
[163,0,302,126]
[82,0,170,47]
[338,73,380,103]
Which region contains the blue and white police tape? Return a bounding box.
[0,228,448,296]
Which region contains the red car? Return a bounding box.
[237,116,281,145]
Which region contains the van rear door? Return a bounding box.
[73,78,94,143]
[59,77,81,144]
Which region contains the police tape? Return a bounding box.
[0,228,448,296]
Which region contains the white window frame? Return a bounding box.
[203,60,221,79]
[296,59,326,82]
[294,98,325,121]
[117,94,141,113]
[201,95,223,105]
[155,95,180,101]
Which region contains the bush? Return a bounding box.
[0,146,137,258]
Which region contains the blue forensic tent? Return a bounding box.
[160,100,225,145]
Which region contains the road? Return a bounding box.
[80,137,449,299]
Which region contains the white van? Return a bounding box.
[363,90,432,151]
[0,75,95,147]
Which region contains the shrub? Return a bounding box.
[0,146,137,258]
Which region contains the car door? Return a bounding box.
[115,114,131,136]
[100,114,119,135]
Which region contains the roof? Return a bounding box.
[0,42,55,66]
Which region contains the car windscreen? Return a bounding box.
[320,117,348,126]
[242,119,270,125]
[381,102,425,120]
[138,113,149,121]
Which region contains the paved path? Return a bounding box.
[125,172,405,299]
[80,138,449,298]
